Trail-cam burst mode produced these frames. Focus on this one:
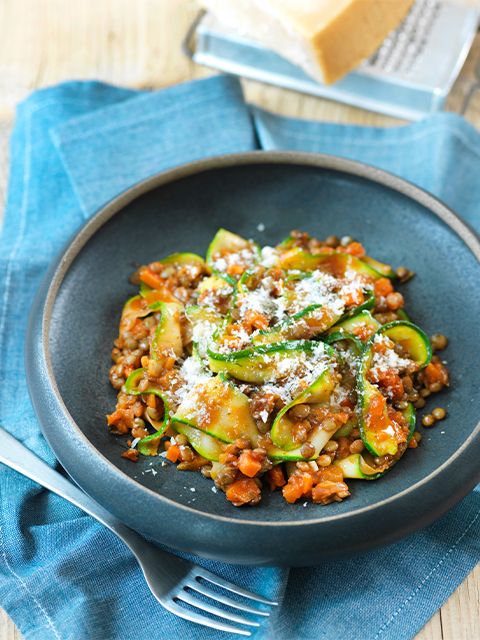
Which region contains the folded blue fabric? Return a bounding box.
[0,75,478,640]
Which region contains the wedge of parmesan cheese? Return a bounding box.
[197,0,415,84]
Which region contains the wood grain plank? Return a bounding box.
[0,610,22,640]
[440,565,480,640]
[415,611,443,640]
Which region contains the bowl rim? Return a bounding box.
[39,150,480,527]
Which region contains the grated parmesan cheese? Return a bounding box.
[261,343,332,403]
[290,270,345,317]
[211,248,256,273]
[176,356,212,404]
[144,468,158,476]
[371,334,413,375]
[259,246,279,268]
[238,276,286,322]
[191,319,218,356]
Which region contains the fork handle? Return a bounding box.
[0,426,157,553]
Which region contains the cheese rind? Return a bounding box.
[198,0,415,84]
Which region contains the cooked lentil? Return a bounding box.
[430,334,448,351]
[422,414,436,427]
[432,407,446,421]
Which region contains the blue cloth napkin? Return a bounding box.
[0,75,478,640]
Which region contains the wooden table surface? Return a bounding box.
[0,1,478,638]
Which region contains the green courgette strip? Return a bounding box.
[124,368,171,455]
[379,321,432,367]
[119,295,154,329]
[150,301,183,360]
[339,289,375,319]
[334,403,415,479]
[328,309,380,339]
[275,247,383,280]
[324,331,363,354]
[196,273,235,299]
[229,263,375,348]
[120,293,183,337]
[270,366,338,451]
[396,309,411,322]
[171,420,225,461]
[185,304,224,357]
[357,321,430,457]
[332,418,357,439]
[139,282,152,296]
[273,238,395,280]
[251,304,326,344]
[160,251,206,270]
[284,269,375,318]
[360,255,396,279]
[334,453,384,480]
[172,375,259,445]
[207,340,331,384]
[274,235,394,277]
[267,421,340,462]
[206,229,260,280]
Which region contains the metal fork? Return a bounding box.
[0,427,277,635]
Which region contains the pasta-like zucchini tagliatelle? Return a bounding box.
[107,229,449,507]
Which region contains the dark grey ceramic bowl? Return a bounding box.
[26,152,480,566]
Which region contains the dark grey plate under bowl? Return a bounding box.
[26,152,480,566]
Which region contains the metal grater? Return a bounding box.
[183,0,479,120]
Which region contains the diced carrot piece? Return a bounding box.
[316,466,344,483]
[385,292,404,310]
[344,241,366,257]
[367,394,392,434]
[164,355,176,370]
[107,410,122,426]
[352,324,376,341]
[243,310,269,332]
[299,474,314,494]
[334,411,351,425]
[226,478,261,506]
[424,362,449,386]
[121,449,139,462]
[267,466,286,491]
[282,474,313,504]
[237,451,262,478]
[166,444,180,463]
[374,277,394,297]
[372,369,404,400]
[336,436,352,459]
[139,268,165,290]
[226,263,245,277]
[146,393,157,408]
[342,287,364,307]
[142,288,177,304]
